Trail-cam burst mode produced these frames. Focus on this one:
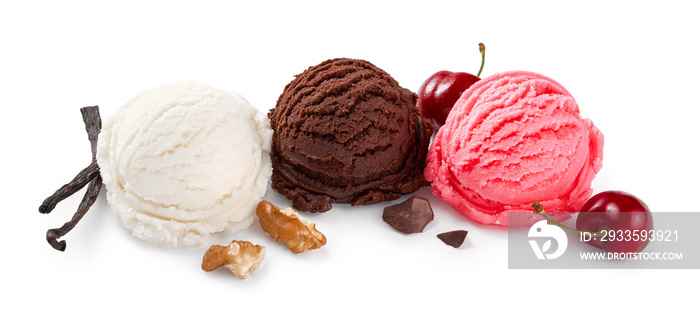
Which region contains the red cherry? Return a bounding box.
[576,191,653,254]
[417,72,480,126]
[533,191,654,255]
[417,43,485,127]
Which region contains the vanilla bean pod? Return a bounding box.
[46,175,102,251]
[40,106,103,251]
[81,105,101,157]
[38,161,100,214]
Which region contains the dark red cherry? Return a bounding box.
[576,191,653,254]
[417,43,485,127]
[533,191,653,255]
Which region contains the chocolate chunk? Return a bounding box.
[382,195,433,234]
[437,230,468,248]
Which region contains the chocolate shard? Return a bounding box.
[437,230,468,248]
[382,195,434,234]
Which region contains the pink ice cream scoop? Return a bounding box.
[424,71,603,227]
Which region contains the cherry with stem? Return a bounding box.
[533,191,653,254]
[417,43,487,127]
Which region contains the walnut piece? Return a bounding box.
[256,200,327,253]
[201,240,266,279]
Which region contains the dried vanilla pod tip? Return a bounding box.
[382,195,434,234]
[40,106,103,251]
[256,200,326,253]
[202,240,266,279]
[437,230,468,248]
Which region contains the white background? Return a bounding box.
[2,1,699,325]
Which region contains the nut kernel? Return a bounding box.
[201,240,266,279]
[256,200,327,253]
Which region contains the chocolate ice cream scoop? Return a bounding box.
[269,58,433,212]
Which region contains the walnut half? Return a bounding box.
[256,200,327,253]
[201,240,266,279]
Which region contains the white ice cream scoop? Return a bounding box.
[96,82,272,247]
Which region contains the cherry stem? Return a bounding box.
[477,43,485,77]
[532,201,605,238]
